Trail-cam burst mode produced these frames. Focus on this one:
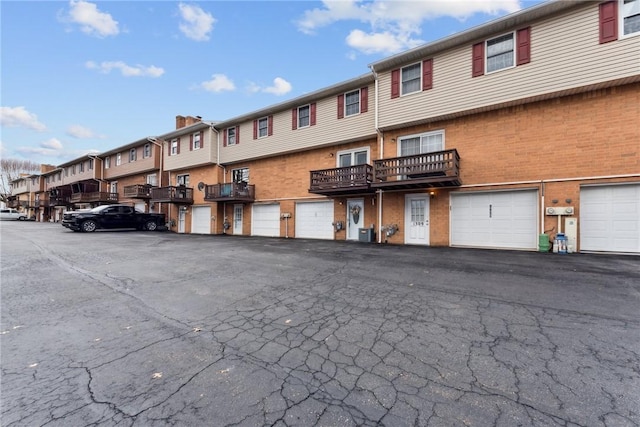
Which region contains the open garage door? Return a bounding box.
[295,201,334,240]
[580,184,640,253]
[451,190,538,250]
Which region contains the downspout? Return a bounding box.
[147,138,165,216]
[370,64,384,244]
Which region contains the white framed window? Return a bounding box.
[298,105,310,128]
[89,158,94,170]
[337,147,369,167]
[232,168,249,183]
[622,0,640,37]
[129,148,137,162]
[105,157,110,169]
[193,132,201,150]
[146,174,157,186]
[79,162,84,172]
[227,127,237,146]
[401,63,421,95]
[345,90,360,116]
[486,32,515,73]
[177,174,189,186]
[170,139,178,155]
[143,143,151,158]
[110,181,117,194]
[258,117,268,138]
[398,130,445,156]
[116,153,122,166]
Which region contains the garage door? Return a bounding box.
[295,201,334,240]
[451,190,538,250]
[191,206,211,234]
[580,184,640,253]
[252,204,280,237]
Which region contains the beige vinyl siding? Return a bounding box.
[163,129,217,171]
[378,5,640,129]
[220,85,375,164]
[104,146,160,179]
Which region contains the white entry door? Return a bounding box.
[178,209,186,233]
[346,199,364,240]
[233,204,243,235]
[405,194,430,245]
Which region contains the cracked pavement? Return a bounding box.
[1,222,639,426]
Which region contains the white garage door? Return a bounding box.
[451,190,538,250]
[191,206,211,234]
[580,184,640,253]
[252,204,281,237]
[295,201,334,240]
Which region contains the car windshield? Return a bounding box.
[90,205,113,213]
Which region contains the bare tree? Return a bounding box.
[0,158,41,203]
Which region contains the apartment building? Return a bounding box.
[10,164,56,221]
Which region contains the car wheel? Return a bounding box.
[144,220,158,231]
[18,216,26,221]
[81,220,97,232]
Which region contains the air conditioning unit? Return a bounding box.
[546,206,574,215]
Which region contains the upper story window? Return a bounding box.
[89,158,94,170]
[337,147,369,167]
[105,156,111,169]
[129,148,137,162]
[225,127,238,146]
[345,90,360,116]
[623,0,640,36]
[338,87,369,118]
[292,103,316,130]
[116,153,122,166]
[170,139,179,155]
[79,162,84,172]
[177,174,189,186]
[401,63,421,95]
[472,28,530,77]
[143,143,151,158]
[192,132,201,150]
[298,105,310,128]
[398,130,444,156]
[258,117,268,138]
[486,33,514,73]
[232,168,249,183]
[146,173,157,186]
[390,60,433,99]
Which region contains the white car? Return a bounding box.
[0,208,27,221]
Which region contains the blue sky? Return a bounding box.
[1,0,543,166]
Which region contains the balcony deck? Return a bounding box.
[372,149,461,190]
[69,192,119,203]
[309,164,374,196]
[204,183,255,203]
[124,184,154,199]
[150,186,194,204]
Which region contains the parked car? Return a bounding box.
[0,208,27,221]
[61,205,166,232]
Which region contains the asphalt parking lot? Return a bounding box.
[1,221,639,426]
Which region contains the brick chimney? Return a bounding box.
[176,115,186,129]
[184,116,202,127]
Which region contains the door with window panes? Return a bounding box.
[399,131,444,178]
[338,150,367,183]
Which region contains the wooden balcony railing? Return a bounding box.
[204,183,255,203]
[309,164,374,195]
[150,186,194,204]
[6,199,19,208]
[35,199,50,207]
[69,192,119,203]
[372,149,461,190]
[124,184,154,199]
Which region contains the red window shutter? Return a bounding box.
[253,120,257,140]
[268,115,273,136]
[337,94,345,119]
[599,1,618,44]
[516,27,531,65]
[200,131,204,148]
[176,137,180,154]
[236,126,240,144]
[360,87,368,113]
[422,59,433,90]
[189,134,193,151]
[391,69,400,98]
[292,108,297,130]
[223,130,227,147]
[472,42,484,77]
[310,103,316,126]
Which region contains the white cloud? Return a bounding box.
[85,61,164,78]
[0,106,47,132]
[16,138,65,157]
[200,74,235,93]
[66,124,105,139]
[297,0,522,54]
[66,0,119,38]
[262,78,292,96]
[178,3,215,41]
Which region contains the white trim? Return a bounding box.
[400,61,422,97]
[485,31,516,75]
[344,88,361,117]
[335,146,370,167]
[297,104,311,129]
[620,0,640,39]
[396,129,445,157]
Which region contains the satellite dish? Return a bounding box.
[197,182,205,191]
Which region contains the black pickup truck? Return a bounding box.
[62,205,166,232]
